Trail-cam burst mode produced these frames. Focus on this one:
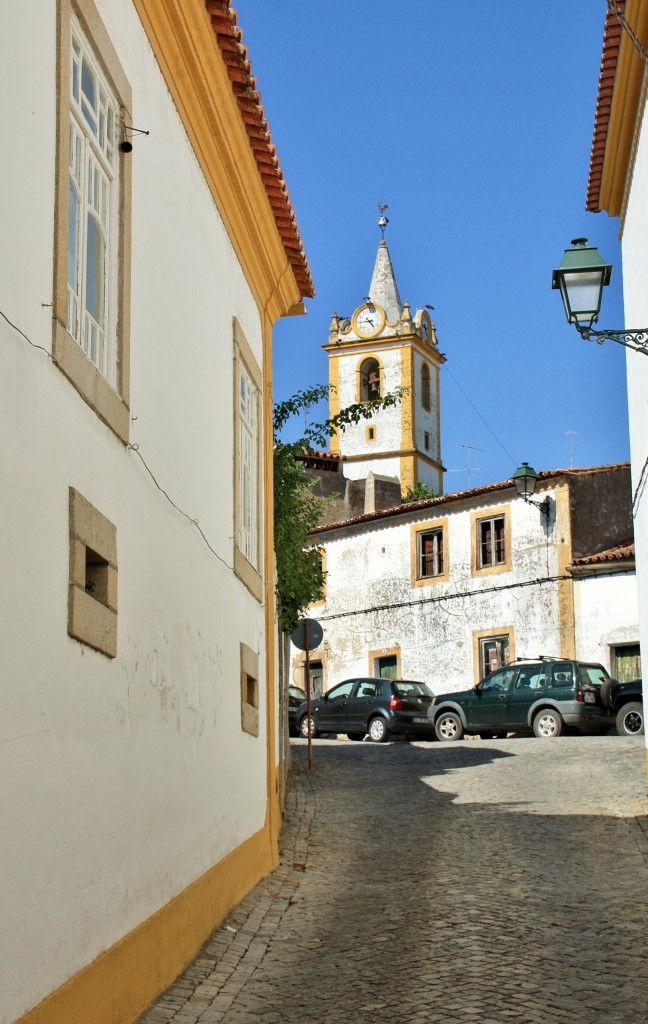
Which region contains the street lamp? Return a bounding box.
[552,238,648,355]
[512,463,551,520]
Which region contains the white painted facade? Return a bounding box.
[618,87,648,752]
[0,3,304,1022]
[573,572,640,670]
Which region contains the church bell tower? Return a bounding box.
[323,212,445,496]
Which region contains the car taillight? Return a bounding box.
[576,691,584,703]
[389,695,402,711]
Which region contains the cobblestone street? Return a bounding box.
[138,736,648,1024]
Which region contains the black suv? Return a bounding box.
[432,658,611,741]
[296,677,436,743]
[607,679,644,736]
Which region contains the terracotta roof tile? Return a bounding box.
[587,3,625,212]
[571,541,635,566]
[205,2,314,299]
[309,462,631,534]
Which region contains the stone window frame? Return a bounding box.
[68,487,118,657]
[410,518,449,587]
[53,0,132,444]
[357,356,383,403]
[233,319,263,602]
[240,642,259,737]
[471,505,512,578]
[472,626,515,685]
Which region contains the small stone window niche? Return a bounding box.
[68,487,117,657]
[240,642,260,737]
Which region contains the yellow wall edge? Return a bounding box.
[15,826,274,1024]
[554,482,576,658]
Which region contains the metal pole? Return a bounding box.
[304,620,312,770]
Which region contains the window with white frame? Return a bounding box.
[68,18,118,381]
[479,635,510,678]
[417,528,444,579]
[237,359,259,570]
[478,514,506,568]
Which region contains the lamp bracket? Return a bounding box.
[575,324,648,355]
[523,495,551,520]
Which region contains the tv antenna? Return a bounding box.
[447,443,485,488]
[566,428,577,468]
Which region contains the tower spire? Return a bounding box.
[368,205,402,322]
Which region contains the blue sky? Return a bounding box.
[238,0,629,490]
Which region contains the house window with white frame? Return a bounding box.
[237,360,259,570]
[478,514,506,568]
[479,635,510,678]
[68,18,118,381]
[417,527,444,579]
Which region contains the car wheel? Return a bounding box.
[347,732,365,741]
[368,717,390,743]
[616,702,644,736]
[299,715,318,739]
[435,711,463,742]
[532,709,563,738]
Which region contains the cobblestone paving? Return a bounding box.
[138,736,648,1024]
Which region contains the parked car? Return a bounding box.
[432,658,612,741]
[607,679,644,736]
[296,677,436,743]
[288,685,307,736]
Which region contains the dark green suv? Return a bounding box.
[432,658,611,741]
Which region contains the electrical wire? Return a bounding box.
[441,363,518,465]
[632,454,648,519]
[608,0,648,65]
[1,303,234,571]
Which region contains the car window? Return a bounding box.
[289,686,306,701]
[549,663,575,688]
[327,681,356,702]
[514,667,546,691]
[583,665,609,688]
[357,682,377,698]
[394,682,434,698]
[480,668,515,694]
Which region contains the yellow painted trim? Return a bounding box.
[472,626,515,685]
[131,0,301,322]
[410,517,450,587]
[328,354,341,455]
[598,0,648,217]
[399,343,414,493]
[365,424,377,443]
[470,504,512,578]
[368,646,401,676]
[15,827,274,1024]
[322,336,445,365]
[554,482,576,659]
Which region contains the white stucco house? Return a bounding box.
[0,3,312,1024]
[293,465,638,697]
[585,0,648,768]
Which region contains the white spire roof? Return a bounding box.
[368,240,402,323]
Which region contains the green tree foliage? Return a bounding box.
[402,481,438,503]
[273,384,405,633]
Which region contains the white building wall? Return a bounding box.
[336,348,403,462]
[308,493,562,696]
[0,3,270,1020]
[573,573,639,670]
[620,92,648,756]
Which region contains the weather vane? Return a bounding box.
[378,202,389,238]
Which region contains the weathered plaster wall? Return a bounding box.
[569,467,633,558]
[573,572,639,669]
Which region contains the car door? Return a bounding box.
[465,667,516,729]
[345,679,379,732]
[506,665,547,727]
[315,680,356,733]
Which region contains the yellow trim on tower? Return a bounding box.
[15,827,274,1024]
[328,354,341,455]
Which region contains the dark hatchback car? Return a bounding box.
[296,677,436,743]
[288,685,307,736]
[432,658,612,741]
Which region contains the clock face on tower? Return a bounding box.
[353,303,385,338]
[420,312,431,343]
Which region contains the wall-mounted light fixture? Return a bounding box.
[552,239,648,355]
[512,463,550,520]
